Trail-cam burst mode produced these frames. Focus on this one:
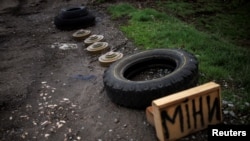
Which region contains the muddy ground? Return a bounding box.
[0,0,158,141]
[0,0,247,141]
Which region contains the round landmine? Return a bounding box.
[86,42,109,54]
[84,34,104,46]
[72,29,91,41]
[98,51,123,67]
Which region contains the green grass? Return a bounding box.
[156,0,250,45]
[107,3,136,19]
[107,2,250,112]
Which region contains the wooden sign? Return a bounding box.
[147,82,222,141]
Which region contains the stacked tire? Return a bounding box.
[54,6,95,30]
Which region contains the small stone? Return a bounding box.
[229,111,236,117]
[26,104,32,108]
[245,102,250,107]
[63,98,69,101]
[33,121,37,125]
[20,115,29,119]
[41,121,51,126]
[114,118,119,123]
[60,120,66,123]
[71,104,77,107]
[228,103,234,108]
[56,122,63,128]
[48,104,57,109]
[223,110,229,114]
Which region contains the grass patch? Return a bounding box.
[107,3,136,19]
[107,2,250,112]
[156,0,250,46]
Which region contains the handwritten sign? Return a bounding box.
[149,82,222,141]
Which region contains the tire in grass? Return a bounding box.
[103,48,199,109]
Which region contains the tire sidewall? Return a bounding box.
[54,14,95,30]
[107,49,197,89]
[103,49,199,109]
[60,6,88,19]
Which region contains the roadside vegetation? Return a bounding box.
[107,1,250,116]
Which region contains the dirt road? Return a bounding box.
[0,0,161,140]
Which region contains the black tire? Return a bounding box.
[54,13,95,30]
[60,6,89,19]
[103,49,199,109]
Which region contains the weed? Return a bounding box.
[107,3,136,19]
[107,2,250,112]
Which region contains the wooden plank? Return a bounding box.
[150,82,222,141]
[146,106,154,126]
[153,103,166,141]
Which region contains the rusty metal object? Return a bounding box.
[86,42,109,54]
[84,34,104,46]
[72,29,91,41]
[98,51,123,67]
